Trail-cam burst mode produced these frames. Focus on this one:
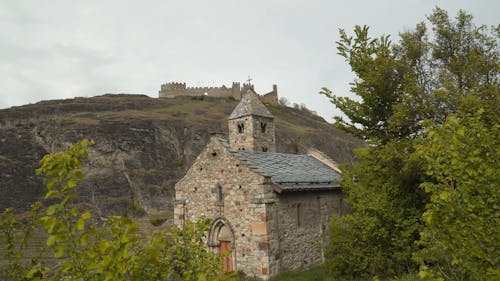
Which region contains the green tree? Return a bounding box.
[323,7,499,279]
[321,8,499,145]
[0,203,42,280]
[414,112,500,281]
[1,140,226,281]
[326,140,426,278]
[321,25,404,144]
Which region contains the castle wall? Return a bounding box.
[159,82,186,98]
[260,85,278,106]
[174,137,274,279]
[158,82,277,103]
[159,85,234,98]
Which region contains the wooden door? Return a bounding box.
[219,241,233,272]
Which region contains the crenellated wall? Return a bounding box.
[159,81,279,105]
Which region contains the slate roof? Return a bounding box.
[233,150,341,193]
[229,90,274,119]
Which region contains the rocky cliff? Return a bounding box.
[0,94,364,217]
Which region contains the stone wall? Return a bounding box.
[159,82,243,99]
[266,191,346,274]
[158,82,279,106]
[260,85,279,106]
[251,116,276,152]
[228,116,276,152]
[174,136,346,279]
[174,136,274,279]
[228,116,252,151]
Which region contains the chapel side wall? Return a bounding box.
[267,191,345,273]
[174,138,274,278]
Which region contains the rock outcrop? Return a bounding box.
[0,94,364,217]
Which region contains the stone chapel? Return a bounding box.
[174,90,347,279]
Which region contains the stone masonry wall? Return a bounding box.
[260,85,278,106]
[228,116,276,152]
[228,117,253,151]
[159,82,278,105]
[266,191,345,274]
[159,82,242,99]
[251,116,276,152]
[174,136,275,279]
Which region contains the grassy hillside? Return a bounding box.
[0,94,364,217]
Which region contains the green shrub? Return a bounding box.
[1,140,225,281]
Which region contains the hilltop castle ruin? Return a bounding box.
[158,82,279,105]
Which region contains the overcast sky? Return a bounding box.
[1,0,498,121]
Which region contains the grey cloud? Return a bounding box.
[1,0,499,121]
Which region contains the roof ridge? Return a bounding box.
[228,89,273,119]
[307,148,342,174]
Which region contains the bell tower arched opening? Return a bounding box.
[228,90,276,152]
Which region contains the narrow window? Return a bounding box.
[260,122,267,133]
[237,123,244,133]
[297,203,304,228]
[217,184,224,205]
[262,147,268,152]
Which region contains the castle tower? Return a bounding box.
[228,89,276,152]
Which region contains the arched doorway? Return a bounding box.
[208,217,236,272]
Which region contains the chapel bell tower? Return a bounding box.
[228,89,276,152]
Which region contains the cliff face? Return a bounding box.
[0,94,364,216]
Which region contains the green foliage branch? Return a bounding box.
[414,111,500,281]
[323,7,499,280]
[1,139,226,281]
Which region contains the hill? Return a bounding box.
[0,94,364,217]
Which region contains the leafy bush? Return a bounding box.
[414,112,500,281]
[1,139,225,281]
[325,141,425,279]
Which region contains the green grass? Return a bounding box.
[269,266,332,281]
[149,210,173,227]
[235,266,420,281]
